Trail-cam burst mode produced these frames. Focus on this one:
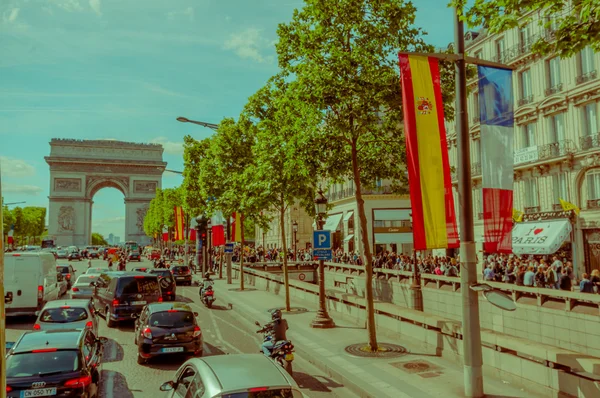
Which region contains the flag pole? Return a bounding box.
[0,161,7,398]
[454,7,484,397]
[184,212,189,268]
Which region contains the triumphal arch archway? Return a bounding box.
[45,138,167,247]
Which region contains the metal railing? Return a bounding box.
[524,206,541,214]
[579,133,600,150]
[471,162,482,176]
[552,203,564,211]
[518,95,534,106]
[537,140,576,160]
[327,185,394,202]
[576,70,597,85]
[472,115,480,124]
[545,83,563,96]
[587,199,600,209]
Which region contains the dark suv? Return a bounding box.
[91,272,162,328]
[170,266,192,286]
[5,329,104,398]
[148,269,177,301]
[134,302,202,364]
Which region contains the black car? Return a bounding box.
[5,329,104,398]
[57,264,77,288]
[67,251,82,261]
[148,269,177,301]
[128,251,141,262]
[134,302,202,364]
[170,266,193,286]
[88,250,99,259]
[91,271,162,328]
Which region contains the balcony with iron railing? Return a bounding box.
[579,133,600,151]
[471,162,482,176]
[545,83,563,96]
[327,185,394,202]
[518,95,534,106]
[524,206,541,214]
[588,199,600,210]
[552,203,563,211]
[537,140,576,160]
[576,70,597,85]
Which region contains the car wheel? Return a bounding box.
[137,352,147,365]
[106,308,116,328]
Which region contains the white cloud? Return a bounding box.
[3,8,20,23]
[89,0,102,16]
[2,183,43,196]
[167,7,194,21]
[53,0,84,13]
[150,137,184,156]
[0,157,36,178]
[224,28,270,63]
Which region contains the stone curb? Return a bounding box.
[214,281,384,398]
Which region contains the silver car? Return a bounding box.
[70,274,98,300]
[33,299,99,336]
[86,267,109,275]
[160,354,305,397]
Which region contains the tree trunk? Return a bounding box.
[351,139,378,351]
[240,217,245,291]
[280,201,291,311]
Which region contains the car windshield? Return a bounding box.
[6,350,79,377]
[57,266,70,273]
[173,266,190,273]
[75,276,95,284]
[220,390,303,398]
[40,307,88,323]
[118,277,159,295]
[148,311,194,328]
[150,270,171,277]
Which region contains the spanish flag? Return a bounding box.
[231,212,243,242]
[399,54,459,250]
[559,199,580,216]
[174,206,185,240]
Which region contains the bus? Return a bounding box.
[41,239,55,249]
[125,241,139,253]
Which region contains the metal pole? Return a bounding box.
[226,217,232,284]
[184,214,189,268]
[0,163,6,398]
[239,217,245,291]
[310,216,335,328]
[195,225,201,275]
[454,7,484,397]
[293,230,297,261]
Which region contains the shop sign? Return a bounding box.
[373,226,411,233]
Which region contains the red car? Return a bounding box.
[150,250,161,260]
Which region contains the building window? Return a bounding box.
[525,179,539,207]
[583,102,599,136]
[579,46,596,76]
[495,38,505,62]
[520,69,533,103]
[472,92,480,123]
[374,220,384,228]
[474,50,483,59]
[548,113,565,143]
[472,139,481,163]
[520,24,532,47]
[522,122,536,148]
[547,57,562,92]
[552,173,568,205]
[472,187,482,217]
[587,171,600,200]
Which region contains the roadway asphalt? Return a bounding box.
[5,257,357,398]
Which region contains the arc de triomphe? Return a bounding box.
[45,138,166,247]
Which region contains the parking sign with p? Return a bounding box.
[313,230,331,249]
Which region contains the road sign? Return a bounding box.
[224,243,234,253]
[298,273,306,281]
[313,249,332,261]
[313,230,331,249]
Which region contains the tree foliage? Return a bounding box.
[2,206,46,244]
[182,136,210,217]
[91,232,108,246]
[453,0,600,57]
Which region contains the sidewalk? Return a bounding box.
[208,278,535,398]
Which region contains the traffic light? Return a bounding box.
[201,232,207,247]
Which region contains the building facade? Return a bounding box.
[447,12,600,276]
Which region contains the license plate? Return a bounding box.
[22,388,57,397]
[131,301,146,305]
[161,347,183,353]
[176,277,185,280]
[285,353,294,361]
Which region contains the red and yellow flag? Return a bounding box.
[399,54,459,250]
[174,206,185,241]
[231,212,243,243]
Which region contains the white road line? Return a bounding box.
[207,309,243,354]
[203,342,213,356]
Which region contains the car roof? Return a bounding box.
[42,300,92,309]
[107,271,156,277]
[194,354,296,392]
[12,330,84,353]
[147,302,193,313]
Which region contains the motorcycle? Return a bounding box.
[200,285,216,308]
[255,321,294,376]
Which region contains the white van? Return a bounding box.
[4,252,61,316]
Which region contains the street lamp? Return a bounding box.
[409,213,423,311]
[292,220,298,261]
[310,189,335,329]
[176,116,219,131]
[196,215,208,274]
[207,219,212,272]
[165,169,183,175]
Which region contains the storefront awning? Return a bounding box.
[343,234,354,242]
[323,213,344,232]
[512,219,571,255]
[343,212,354,222]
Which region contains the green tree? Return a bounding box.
[91,232,108,246]
[276,0,431,351]
[245,76,322,311]
[162,187,183,232]
[2,204,15,241]
[143,189,166,246]
[182,136,211,218]
[454,0,599,57]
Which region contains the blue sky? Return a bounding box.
[0,0,455,239]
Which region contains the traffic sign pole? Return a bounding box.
[1,163,7,398]
[310,224,335,329]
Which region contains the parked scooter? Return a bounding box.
[255,321,294,375]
